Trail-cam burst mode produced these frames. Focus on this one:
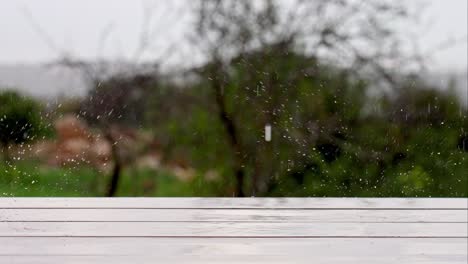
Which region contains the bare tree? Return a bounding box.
[21,2,179,197]
[190,0,429,196]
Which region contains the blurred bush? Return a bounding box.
[0,90,49,163]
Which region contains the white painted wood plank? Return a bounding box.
[1,255,464,264]
[1,198,466,209]
[1,209,465,223]
[0,222,465,237]
[0,238,466,263]
[1,237,465,256]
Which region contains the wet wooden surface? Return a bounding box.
[0,198,467,263]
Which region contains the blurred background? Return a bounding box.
[0,0,466,197]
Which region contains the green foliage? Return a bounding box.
[0,90,46,148]
[119,43,465,198]
[1,50,467,198]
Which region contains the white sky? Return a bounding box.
[0,0,467,71]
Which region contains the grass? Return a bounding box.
[1,157,466,197]
[0,161,224,197]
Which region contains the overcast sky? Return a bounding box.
[0,0,467,71]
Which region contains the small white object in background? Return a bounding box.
[265,124,272,142]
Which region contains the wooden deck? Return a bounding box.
[0,198,467,263]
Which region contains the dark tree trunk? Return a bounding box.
[104,129,123,197]
[212,68,245,197]
[1,143,11,164]
[106,158,122,197]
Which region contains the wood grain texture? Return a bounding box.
[1,198,467,209]
[2,255,466,264]
[0,238,466,264]
[1,198,466,263]
[0,222,465,237]
[1,237,465,255]
[1,209,465,222]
